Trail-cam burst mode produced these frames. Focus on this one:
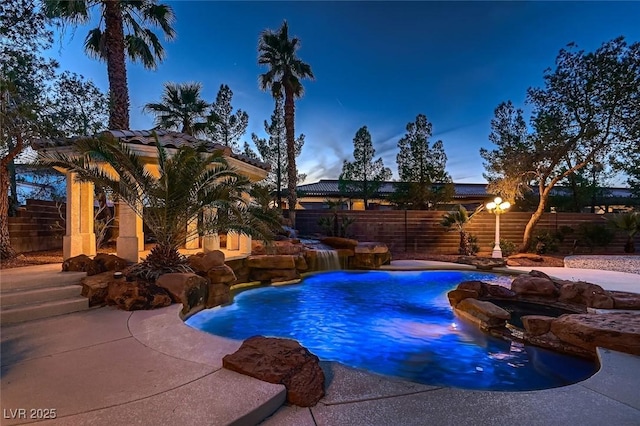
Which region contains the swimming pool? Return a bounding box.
[186,270,597,391]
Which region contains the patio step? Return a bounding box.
[0,264,86,291]
[1,264,90,325]
[1,297,90,325]
[0,284,83,306]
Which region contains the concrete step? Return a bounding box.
[0,264,86,291]
[0,297,90,325]
[0,284,82,307]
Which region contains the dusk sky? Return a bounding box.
[47,1,640,185]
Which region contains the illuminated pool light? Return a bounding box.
[187,270,597,391]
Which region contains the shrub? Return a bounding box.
[606,212,639,253]
[500,239,517,257]
[529,230,561,254]
[577,222,615,252]
[318,213,355,237]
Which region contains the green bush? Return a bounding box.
[577,222,615,251]
[529,230,560,254]
[558,225,574,239]
[318,213,355,237]
[500,239,517,257]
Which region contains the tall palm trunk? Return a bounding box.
[276,138,282,209]
[284,86,297,226]
[459,230,471,255]
[104,1,129,130]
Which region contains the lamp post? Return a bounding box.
[486,197,511,258]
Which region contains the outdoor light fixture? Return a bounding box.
[485,197,511,258]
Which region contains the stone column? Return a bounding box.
[226,231,239,251]
[117,202,144,263]
[237,192,252,255]
[202,232,220,252]
[80,181,96,256]
[239,234,251,255]
[63,172,83,259]
[185,215,200,250]
[201,207,219,252]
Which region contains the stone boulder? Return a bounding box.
[294,255,308,272]
[320,237,358,250]
[81,272,114,306]
[511,274,558,298]
[207,282,232,308]
[188,250,225,275]
[528,270,553,280]
[62,254,101,276]
[608,291,640,310]
[457,280,488,297]
[271,240,305,255]
[486,284,516,299]
[250,268,299,284]
[457,256,506,270]
[156,273,209,319]
[247,255,296,269]
[251,239,267,255]
[225,258,250,284]
[447,289,478,307]
[106,280,172,311]
[63,254,129,277]
[524,330,593,359]
[454,298,511,329]
[223,336,325,407]
[521,315,554,336]
[205,265,237,307]
[558,281,613,309]
[93,253,129,272]
[253,240,304,255]
[350,242,391,269]
[207,265,236,284]
[550,312,640,355]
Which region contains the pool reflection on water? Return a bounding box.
[186,270,597,391]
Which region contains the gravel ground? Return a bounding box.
[564,255,640,275]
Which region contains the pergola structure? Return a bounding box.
[34,130,269,262]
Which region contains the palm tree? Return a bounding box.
[39,133,274,281]
[143,82,209,136]
[43,0,176,130]
[258,20,314,227]
[441,205,481,256]
[607,211,640,253]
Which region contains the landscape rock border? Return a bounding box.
[222,336,325,407]
[448,270,640,358]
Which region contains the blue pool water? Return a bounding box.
[186,270,597,391]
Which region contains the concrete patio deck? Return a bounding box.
[1,263,639,425]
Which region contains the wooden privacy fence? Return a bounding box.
[296,210,639,254]
[8,201,639,255]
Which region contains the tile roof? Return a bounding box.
[33,129,270,171]
[297,180,490,198]
[298,179,638,200]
